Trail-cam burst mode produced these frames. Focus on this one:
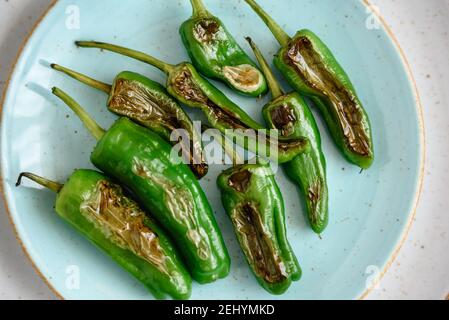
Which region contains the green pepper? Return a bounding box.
[217,161,301,295]
[50,64,208,179]
[51,87,230,284]
[75,41,309,164]
[246,37,328,234]
[16,170,192,300]
[244,0,374,169]
[204,127,300,294]
[180,0,267,97]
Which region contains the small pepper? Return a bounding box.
[16,170,192,300]
[180,0,267,97]
[52,87,230,284]
[75,41,309,164]
[244,0,374,169]
[205,127,300,294]
[51,64,208,179]
[246,37,329,234]
[217,160,301,295]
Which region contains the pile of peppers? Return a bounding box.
[17,0,374,299]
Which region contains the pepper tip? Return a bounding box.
[15,173,25,187]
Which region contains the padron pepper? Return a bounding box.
[246,37,328,234]
[205,127,300,294]
[217,160,301,295]
[51,87,230,284]
[51,64,208,179]
[75,40,309,164]
[180,0,267,97]
[244,0,374,169]
[16,170,191,300]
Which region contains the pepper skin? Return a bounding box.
[16,170,192,300]
[180,0,267,97]
[75,41,309,164]
[246,37,328,233]
[217,162,301,295]
[52,87,230,284]
[51,64,208,179]
[244,0,374,169]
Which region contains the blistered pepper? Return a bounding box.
[180,0,267,97]
[75,41,308,164]
[246,37,328,234]
[244,0,374,169]
[217,161,301,295]
[51,64,208,179]
[16,170,192,300]
[51,87,230,284]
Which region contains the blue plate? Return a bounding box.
[0,0,424,299]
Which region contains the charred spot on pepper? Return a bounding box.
[172,67,306,155]
[131,158,211,261]
[110,78,182,131]
[80,180,170,274]
[284,36,371,157]
[193,18,221,43]
[307,180,323,224]
[270,104,297,137]
[111,78,208,178]
[233,203,288,284]
[171,68,249,129]
[278,137,308,152]
[191,163,209,179]
[228,170,252,193]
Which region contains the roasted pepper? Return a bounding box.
[244,0,374,169]
[180,0,267,97]
[205,127,300,294]
[246,37,328,234]
[217,161,301,295]
[51,64,208,179]
[52,87,230,284]
[75,41,309,164]
[16,170,192,300]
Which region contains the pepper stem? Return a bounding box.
[51,64,112,94]
[245,37,284,99]
[75,41,175,75]
[244,0,291,47]
[202,125,243,166]
[52,87,106,141]
[16,173,63,193]
[191,0,210,18]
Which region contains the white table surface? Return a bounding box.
[0,0,448,300]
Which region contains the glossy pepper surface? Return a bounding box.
[51,64,208,179]
[75,41,309,164]
[180,0,267,97]
[244,0,374,169]
[52,87,230,284]
[16,170,191,300]
[217,162,301,295]
[246,37,328,234]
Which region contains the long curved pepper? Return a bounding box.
[246,37,329,234]
[51,64,208,179]
[213,130,301,294]
[180,0,267,97]
[244,0,374,169]
[75,41,309,164]
[51,87,231,284]
[16,171,192,300]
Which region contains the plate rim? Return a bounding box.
[0,0,426,300]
